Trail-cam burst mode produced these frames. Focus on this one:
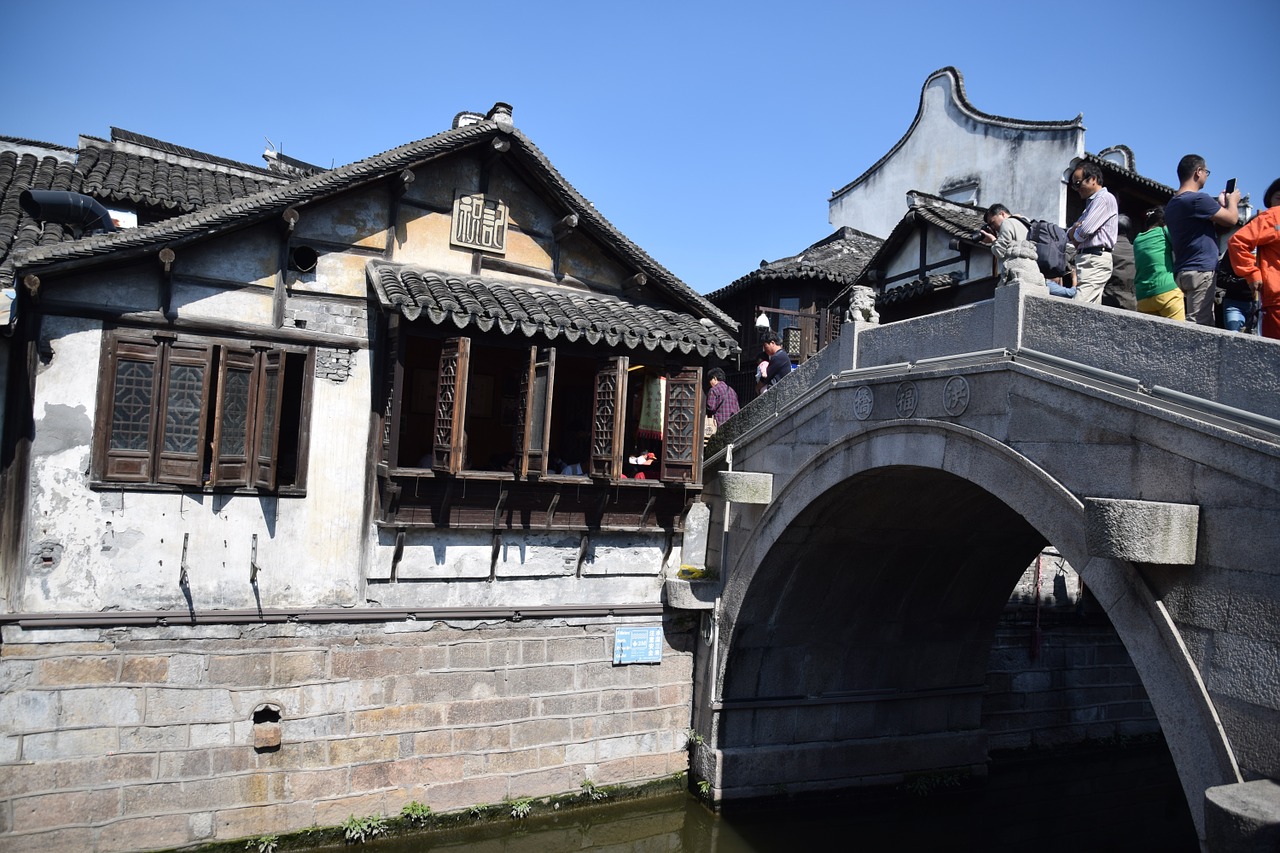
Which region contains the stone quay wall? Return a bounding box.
[0,615,695,852]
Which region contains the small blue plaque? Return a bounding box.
[613,627,663,665]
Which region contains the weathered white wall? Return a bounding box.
[20,316,371,613]
[829,69,1083,239]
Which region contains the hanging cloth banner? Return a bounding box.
[637,374,666,440]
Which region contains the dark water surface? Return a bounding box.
[316,741,1196,852]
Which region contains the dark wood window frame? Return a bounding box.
[92,328,313,494]
[379,327,704,531]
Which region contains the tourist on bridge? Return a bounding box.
[1103,214,1137,310]
[1228,177,1280,340]
[706,367,740,427]
[1165,154,1242,325]
[1065,161,1119,305]
[980,203,1046,288]
[1134,207,1185,320]
[755,332,792,394]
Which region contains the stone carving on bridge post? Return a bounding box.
[852,386,874,420]
[895,381,918,418]
[942,376,970,416]
[845,286,880,325]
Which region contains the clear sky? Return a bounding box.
[4,0,1276,295]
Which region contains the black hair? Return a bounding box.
[760,331,780,345]
[1143,207,1166,231]
[1073,161,1104,185]
[1265,178,1280,209]
[985,203,1010,220]
[1176,154,1206,183]
[708,367,726,383]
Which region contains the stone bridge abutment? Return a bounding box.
[690,285,1280,845]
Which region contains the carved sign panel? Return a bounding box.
[451,192,508,253]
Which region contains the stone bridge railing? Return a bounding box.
[707,283,1280,462]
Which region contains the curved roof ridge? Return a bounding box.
[830,66,1084,200]
[17,118,734,331]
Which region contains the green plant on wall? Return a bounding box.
[580,779,608,801]
[509,797,534,819]
[342,813,388,843]
[245,835,278,853]
[400,800,433,825]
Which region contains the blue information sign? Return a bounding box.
[613,627,663,665]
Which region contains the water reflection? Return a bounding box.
[314,741,1196,852]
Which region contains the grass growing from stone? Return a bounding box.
[172,773,687,853]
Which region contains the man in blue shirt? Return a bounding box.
[1165,154,1242,325]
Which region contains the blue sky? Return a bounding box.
[5,0,1276,294]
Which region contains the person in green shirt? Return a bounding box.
[1133,207,1184,320]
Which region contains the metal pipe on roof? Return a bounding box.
[19,190,118,234]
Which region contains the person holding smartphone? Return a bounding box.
[1164,154,1242,325]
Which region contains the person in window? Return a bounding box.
[756,332,792,395]
[706,367,740,427]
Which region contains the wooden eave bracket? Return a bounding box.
[553,213,578,242]
[624,272,647,292]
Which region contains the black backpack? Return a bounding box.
[1012,216,1071,279]
[1215,251,1253,302]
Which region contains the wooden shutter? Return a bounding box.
[100,337,162,483]
[210,347,258,487]
[518,347,555,477]
[661,367,703,483]
[155,341,214,486]
[432,336,470,474]
[381,314,403,467]
[252,350,286,490]
[590,356,627,479]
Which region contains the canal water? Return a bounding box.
[311,740,1196,852]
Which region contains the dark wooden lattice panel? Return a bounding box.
[156,342,213,486]
[661,367,702,483]
[590,356,627,479]
[102,337,162,482]
[433,337,470,474]
[211,348,257,486]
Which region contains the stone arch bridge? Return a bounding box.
[688,285,1280,846]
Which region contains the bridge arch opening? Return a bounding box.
[707,424,1239,838]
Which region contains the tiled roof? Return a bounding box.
[707,227,883,302]
[878,272,964,306]
[1078,151,1175,198]
[368,262,739,359]
[906,190,987,239]
[16,116,735,332]
[76,145,285,213]
[831,67,1083,201]
[0,134,291,293]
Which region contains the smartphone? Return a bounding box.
[1226,178,1237,194]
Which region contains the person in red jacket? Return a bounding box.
[1229,177,1280,340]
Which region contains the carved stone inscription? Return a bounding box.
[943,376,970,416]
[451,192,508,253]
[894,381,918,418]
[852,386,874,421]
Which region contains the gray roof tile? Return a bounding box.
[368,262,739,359]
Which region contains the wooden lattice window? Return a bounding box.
[590,356,627,479]
[432,337,470,474]
[94,330,311,491]
[661,367,703,483]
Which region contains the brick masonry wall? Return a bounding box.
[983,615,1160,751]
[983,550,1160,751]
[0,616,695,853]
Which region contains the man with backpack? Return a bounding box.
[1065,162,1119,304]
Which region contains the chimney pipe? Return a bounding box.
[19,191,118,235]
